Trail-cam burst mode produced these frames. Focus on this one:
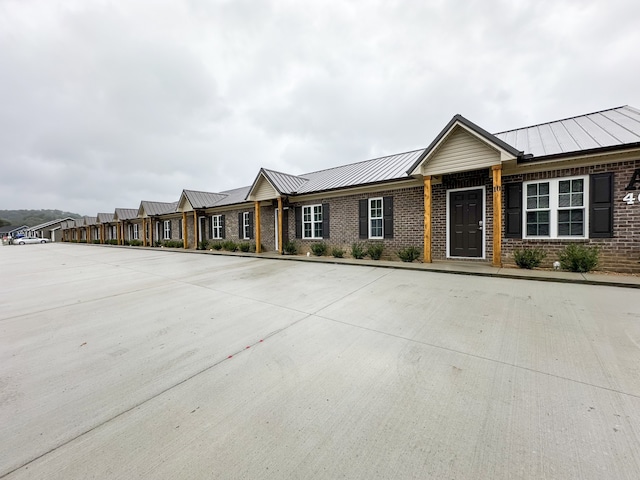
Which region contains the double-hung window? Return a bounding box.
[212,215,222,239]
[369,198,383,239]
[163,220,171,240]
[302,205,323,239]
[243,212,251,239]
[524,177,587,238]
[132,224,139,240]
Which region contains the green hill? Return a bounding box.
[0,210,82,228]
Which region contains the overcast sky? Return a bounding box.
[1,0,639,215]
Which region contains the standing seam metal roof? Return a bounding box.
[97,213,115,223]
[114,209,139,221]
[183,190,229,209]
[140,201,178,216]
[494,106,640,157]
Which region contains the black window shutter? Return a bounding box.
[249,211,254,239]
[505,182,522,238]
[590,173,613,238]
[221,215,226,239]
[322,203,330,239]
[209,217,213,239]
[238,212,243,238]
[383,196,393,239]
[282,209,289,243]
[358,199,368,239]
[295,206,302,239]
[168,221,172,239]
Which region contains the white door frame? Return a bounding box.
[445,185,486,259]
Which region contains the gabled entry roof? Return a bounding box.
[113,208,138,221]
[138,201,178,217]
[407,114,524,176]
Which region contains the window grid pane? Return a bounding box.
[370,199,383,238]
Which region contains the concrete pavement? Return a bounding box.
[1,244,640,479]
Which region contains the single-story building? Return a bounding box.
[62,105,640,272]
[25,218,75,242]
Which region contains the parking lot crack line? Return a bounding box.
[318,316,640,401]
[0,314,313,479]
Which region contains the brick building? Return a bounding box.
[62,105,640,272]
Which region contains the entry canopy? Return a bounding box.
[407,114,524,177]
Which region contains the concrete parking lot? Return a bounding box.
[1,244,640,479]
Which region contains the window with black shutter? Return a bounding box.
[505,182,522,238]
[590,173,613,238]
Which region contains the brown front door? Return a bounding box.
[450,189,483,258]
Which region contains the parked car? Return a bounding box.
[14,236,50,245]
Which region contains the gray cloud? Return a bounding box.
[0,0,638,215]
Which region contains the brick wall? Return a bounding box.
[501,160,640,273]
[287,186,424,260]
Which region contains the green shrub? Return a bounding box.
[130,240,143,247]
[92,240,101,244]
[397,246,421,262]
[239,242,251,252]
[211,242,223,250]
[559,244,599,272]
[163,240,184,248]
[351,242,366,259]
[283,241,297,254]
[513,248,546,269]
[331,247,344,258]
[106,239,118,245]
[79,240,87,244]
[221,240,238,252]
[197,241,209,250]
[310,242,327,256]
[367,243,384,260]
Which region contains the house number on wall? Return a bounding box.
[623,168,640,203]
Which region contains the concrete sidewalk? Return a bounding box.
[86,243,640,289]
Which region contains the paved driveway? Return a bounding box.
[1,244,640,479]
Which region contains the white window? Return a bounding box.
[369,198,383,239]
[133,224,139,240]
[111,225,117,240]
[212,215,222,239]
[303,205,323,239]
[243,212,251,239]
[524,177,588,238]
[163,220,171,240]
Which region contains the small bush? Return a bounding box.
[221,240,238,252]
[164,240,184,248]
[351,242,366,259]
[239,242,251,252]
[331,247,344,258]
[283,241,297,255]
[106,239,118,245]
[197,241,209,250]
[79,240,87,244]
[310,242,327,256]
[559,244,599,272]
[92,240,101,244]
[397,246,421,262]
[513,248,546,269]
[130,240,143,247]
[211,242,223,250]
[367,243,384,260]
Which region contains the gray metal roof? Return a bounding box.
[84,216,98,226]
[183,190,228,209]
[495,105,640,158]
[97,213,114,223]
[28,218,75,230]
[215,186,252,207]
[114,208,138,221]
[294,149,424,194]
[139,201,178,216]
[254,169,309,195]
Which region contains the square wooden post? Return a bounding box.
[254,201,261,253]
[423,175,432,263]
[492,165,502,267]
